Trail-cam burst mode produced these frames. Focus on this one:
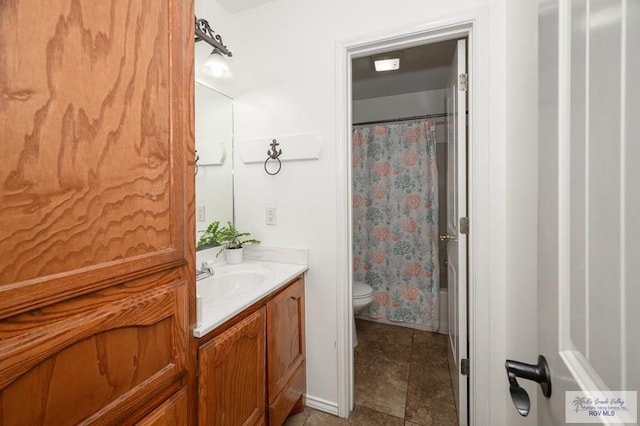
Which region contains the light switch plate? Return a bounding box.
[265,207,276,225]
[196,205,205,222]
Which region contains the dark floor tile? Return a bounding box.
[354,350,410,418]
[405,385,457,426]
[405,331,457,425]
[355,319,414,363]
[294,321,458,426]
[348,405,404,425]
[284,406,348,425]
[404,409,458,426]
[411,331,448,365]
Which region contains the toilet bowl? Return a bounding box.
[352,281,374,347]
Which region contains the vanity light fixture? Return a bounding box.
[200,51,231,78]
[195,16,233,78]
[372,52,402,72]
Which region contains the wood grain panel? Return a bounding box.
[0,0,194,422]
[198,308,266,426]
[137,388,188,426]
[266,278,305,400]
[0,279,184,389]
[0,279,188,425]
[0,0,190,317]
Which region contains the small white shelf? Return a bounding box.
[238,133,323,164]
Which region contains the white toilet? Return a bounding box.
[352,280,374,347]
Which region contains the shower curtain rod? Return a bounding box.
[352,112,451,126]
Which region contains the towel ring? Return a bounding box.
[264,139,282,175]
[264,157,282,175]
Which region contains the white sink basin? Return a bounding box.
[198,266,274,302]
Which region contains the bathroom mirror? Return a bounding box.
[195,81,234,247]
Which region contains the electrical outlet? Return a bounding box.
[196,205,206,222]
[265,207,277,225]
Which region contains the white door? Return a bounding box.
[444,38,468,426]
[534,1,640,424]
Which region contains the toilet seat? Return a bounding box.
[353,281,373,299]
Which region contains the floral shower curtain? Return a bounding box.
[352,119,439,329]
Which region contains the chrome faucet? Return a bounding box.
[196,262,215,280]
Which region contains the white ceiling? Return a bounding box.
[352,39,459,100]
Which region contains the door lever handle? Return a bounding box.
[505,355,552,417]
[440,234,457,242]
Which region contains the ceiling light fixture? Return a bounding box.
[195,16,233,78]
[374,58,400,72]
[371,52,403,73]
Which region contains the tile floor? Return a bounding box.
[284,319,458,425]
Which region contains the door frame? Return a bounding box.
[335,8,493,424]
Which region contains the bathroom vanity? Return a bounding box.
[194,253,307,426]
[193,64,307,425]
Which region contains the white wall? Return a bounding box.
[195,0,540,423]
[352,89,447,123]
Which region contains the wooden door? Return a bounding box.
[535,0,640,424]
[0,0,195,423]
[444,39,469,426]
[198,308,266,426]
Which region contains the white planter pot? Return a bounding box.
[225,247,243,264]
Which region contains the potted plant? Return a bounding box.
[216,221,260,264]
[197,220,224,250]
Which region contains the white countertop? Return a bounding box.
[193,250,308,338]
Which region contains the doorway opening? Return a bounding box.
[335,16,491,425]
[349,37,466,425]
[351,39,458,332]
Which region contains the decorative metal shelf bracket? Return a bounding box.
[195,16,232,57]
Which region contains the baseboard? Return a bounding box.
[304,394,340,417]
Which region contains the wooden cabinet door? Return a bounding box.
[138,389,188,426]
[266,278,306,425]
[198,308,266,426]
[266,278,305,401]
[0,0,195,423]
